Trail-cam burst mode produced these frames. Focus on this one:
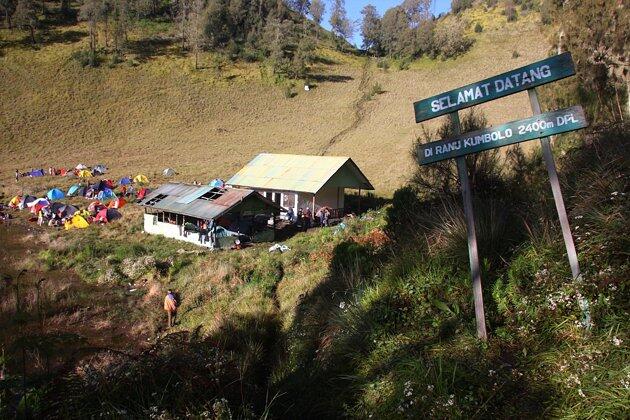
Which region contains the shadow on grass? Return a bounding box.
[308,73,354,83]
[126,36,179,62]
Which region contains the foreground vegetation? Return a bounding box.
[1,115,627,417]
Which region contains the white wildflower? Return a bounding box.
[578,389,586,398]
[612,337,622,346]
[339,301,346,309]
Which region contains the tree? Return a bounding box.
[78,0,105,63]
[13,0,38,43]
[189,0,207,69]
[551,0,629,120]
[360,4,381,54]
[286,0,309,16]
[329,0,352,42]
[111,0,131,54]
[1,0,16,28]
[380,6,409,56]
[175,0,192,50]
[310,0,324,25]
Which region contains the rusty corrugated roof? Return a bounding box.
[139,183,282,220]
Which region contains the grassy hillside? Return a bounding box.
[0,119,627,417]
[1,3,549,193]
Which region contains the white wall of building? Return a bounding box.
[143,213,213,249]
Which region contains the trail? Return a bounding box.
[319,58,373,156]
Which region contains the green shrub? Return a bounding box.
[283,82,296,99]
[397,57,411,70]
[71,49,99,67]
[376,58,390,70]
[512,50,520,58]
[474,22,483,33]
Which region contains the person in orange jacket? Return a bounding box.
[164,290,178,328]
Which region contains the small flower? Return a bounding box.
[578,389,586,398]
[427,384,434,392]
[488,369,496,376]
[612,337,623,346]
[339,301,346,309]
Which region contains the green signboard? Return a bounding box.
[416,105,587,165]
[413,52,575,123]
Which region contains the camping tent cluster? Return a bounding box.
[16,163,110,180]
[6,165,151,230]
[7,193,123,229]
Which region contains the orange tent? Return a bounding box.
[108,197,126,209]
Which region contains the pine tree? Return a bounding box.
[310,0,323,25]
[360,4,381,54]
[329,0,352,42]
[13,0,38,43]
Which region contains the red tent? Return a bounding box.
[88,201,105,213]
[108,197,126,209]
[95,208,109,223]
[137,188,149,200]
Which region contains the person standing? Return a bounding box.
[15,169,19,182]
[164,290,178,328]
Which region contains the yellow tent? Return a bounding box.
[134,174,149,184]
[9,196,21,207]
[78,170,93,178]
[64,214,89,230]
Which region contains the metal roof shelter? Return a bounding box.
[139,183,282,220]
[226,153,374,194]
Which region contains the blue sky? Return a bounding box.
[319,0,453,47]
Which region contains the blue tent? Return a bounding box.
[119,177,132,185]
[67,184,81,196]
[30,169,45,177]
[209,178,225,188]
[97,188,116,201]
[47,188,65,200]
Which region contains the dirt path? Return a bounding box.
[319,58,373,156]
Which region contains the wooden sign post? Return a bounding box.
[412,53,588,339]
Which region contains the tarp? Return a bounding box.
[92,168,105,176]
[95,208,120,223]
[209,178,225,188]
[65,214,89,230]
[76,164,87,170]
[134,174,149,184]
[67,184,81,196]
[65,171,76,178]
[119,177,132,185]
[50,202,65,214]
[47,188,65,200]
[78,170,92,178]
[19,195,36,210]
[137,188,149,200]
[94,164,107,173]
[30,169,45,177]
[59,204,78,217]
[163,168,176,177]
[9,196,21,208]
[108,197,126,209]
[60,168,68,176]
[29,198,50,214]
[88,201,104,213]
[97,188,116,201]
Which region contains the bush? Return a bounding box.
[397,57,411,70]
[365,82,384,100]
[512,50,520,58]
[474,22,483,33]
[504,1,518,21]
[376,58,390,70]
[434,18,473,59]
[283,82,296,99]
[71,49,99,67]
[451,0,473,14]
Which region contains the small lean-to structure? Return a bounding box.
[138,183,283,249]
[227,153,374,220]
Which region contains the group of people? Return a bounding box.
[286,206,332,230]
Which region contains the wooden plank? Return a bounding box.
[450,112,488,341]
[413,52,575,123]
[416,106,587,165]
